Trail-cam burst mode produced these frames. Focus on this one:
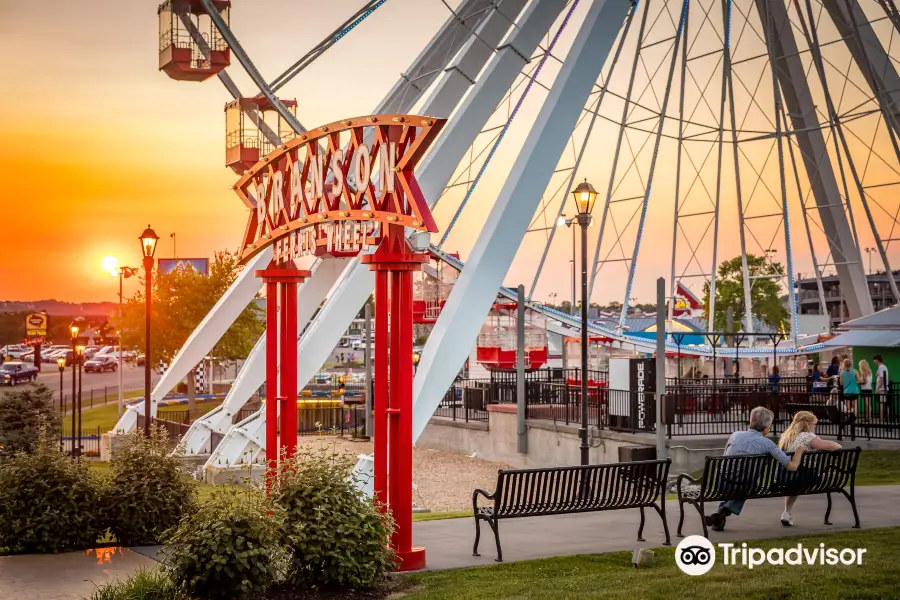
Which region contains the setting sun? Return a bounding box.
[101,256,119,277]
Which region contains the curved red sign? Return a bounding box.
[233,114,445,265]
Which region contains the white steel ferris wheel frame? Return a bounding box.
[115,0,900,471]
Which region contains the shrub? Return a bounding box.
[273,445,395,590]
[0,429,102,554]
[0,384,60,457]
[163,485,285,600]
[88,567,189,600]
[102,427,197,546]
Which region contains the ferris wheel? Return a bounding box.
[133,0,900,469]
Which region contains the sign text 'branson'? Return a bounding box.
[233,114,445,265]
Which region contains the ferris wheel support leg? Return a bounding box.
[110,248,273,435]
[178,258,350,456]
[413,0,631,443]
[823,0,900,137]
[202,0,533,470]
[288,0,561,402]
[755,0,873,319]
[823,0,900,301]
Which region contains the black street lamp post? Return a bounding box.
[139,225,160,437]
[76,344,85,456]
[68,322,79,457]
[57,356,65,451]
[571,179,598,466]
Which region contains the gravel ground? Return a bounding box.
[299,436,510,513]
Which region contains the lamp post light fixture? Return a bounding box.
[69,321,79,456]
[864,247,876,275]
[139,225,159,436]
[571,179,598,466]
[412,351,421,374]
[558,214,577,316]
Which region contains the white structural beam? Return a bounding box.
[202,0,527,465]
[288,0,562,399]
[110,248,272,433]
[823,0,900,137]
[755,0,873,319]
[413,0,632,442]
[181,258,347,455]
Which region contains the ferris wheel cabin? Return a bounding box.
[225,98,299,173]
[158,0,231,82]
[476,302,549,371]
[413,253,459,324]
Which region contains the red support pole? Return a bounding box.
[393,269,414,559]
[279,282,289,461]
[257,266,311,487]
[388,269,402,550]
[373,270,390,507]
[264,280,279,479]
[282,281,299,458]
[361,224,427,572]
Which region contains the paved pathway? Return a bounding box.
[0,547,158,600]
[417,485,900,569]
[2,486,898,599]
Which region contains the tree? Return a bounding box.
[116,251,264,409]
[0,384,60,457]
[702,254,789,331]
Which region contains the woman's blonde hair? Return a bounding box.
[779,411,817,450]
[859,359,872,381]
[842,358,853,371]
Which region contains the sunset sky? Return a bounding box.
[1,0,894,306]
[0,0,454,302]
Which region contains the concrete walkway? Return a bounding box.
[0,547,158,600]
[1,486,898,599]
[417,485,900,569]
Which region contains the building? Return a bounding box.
[796,272,898,327]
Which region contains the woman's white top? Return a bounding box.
[860,374,872,391]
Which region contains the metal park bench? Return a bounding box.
[472,459,671,562]
[676,448,861,538]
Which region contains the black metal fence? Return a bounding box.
[437,371,900,441]
[436,380,491,422]
[666,376,811,394]
[663,387,900,441]
[435,369,609,423]
[60,425,102,457]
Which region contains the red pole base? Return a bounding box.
[395,546,427,572]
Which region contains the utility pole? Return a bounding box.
[655,278,667,460]
[516,284,527,454]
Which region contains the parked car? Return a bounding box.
[83,355,118,373]
[0,361,39,385]
[83,346,101,359]
[1,345,29,359]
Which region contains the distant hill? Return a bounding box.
[0,300,116,317]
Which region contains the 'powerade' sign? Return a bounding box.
[630,358,655,431]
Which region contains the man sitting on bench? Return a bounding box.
[706,407,806,532]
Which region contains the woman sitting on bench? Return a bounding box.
[778,410,842,527]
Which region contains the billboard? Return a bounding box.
[158,258,209,275]
[25,312,47,337]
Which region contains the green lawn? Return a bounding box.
[400,528,900,600]
[412,510,472,522]
[854,450,900,486]
[79,399,223,432]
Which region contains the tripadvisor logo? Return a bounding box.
[675,536,867,576]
